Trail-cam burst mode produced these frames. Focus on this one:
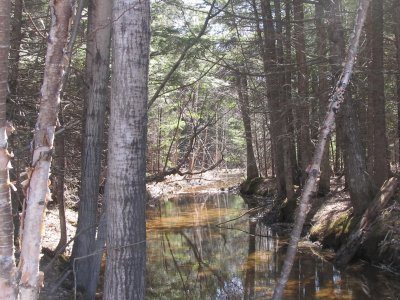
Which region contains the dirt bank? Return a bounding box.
[242,176,400,273]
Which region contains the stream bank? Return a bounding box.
[240,176,400,274]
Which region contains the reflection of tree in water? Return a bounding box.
[146,193,398,299]
[244,220,256,300]
[180,230,237,297]
[147,193,250,298]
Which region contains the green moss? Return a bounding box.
[310,209,353,249]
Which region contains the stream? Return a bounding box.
[145,192,400,299]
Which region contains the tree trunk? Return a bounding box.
[260,0,286,198]
[18,1,73,299]
[335,177,399,267]
[71,0,112,297]
[394,1,400,164]
[326,0,374,216]
[293,0,313,184]
[54,115,66,254]
[0,0,17,298]
[8,0,23,96]
[367,0,389,187]
[251,0,269,177]
[284,0,299,184]
[103,0,150,298]
[273,0,295,202]
[272,0,371,298]
[315,1,331,195]
[236,73,259,180]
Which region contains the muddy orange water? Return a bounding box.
[146,193,400,299]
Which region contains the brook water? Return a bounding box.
[145,192,399,299]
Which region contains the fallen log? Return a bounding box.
[335,177,399,267]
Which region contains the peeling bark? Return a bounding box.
[18,1,73,299]
[0,0,17,298]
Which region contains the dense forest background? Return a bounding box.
[1,0,400,298]
[8,0,400,200]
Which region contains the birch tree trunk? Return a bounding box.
[103,0,150,298]
[0,0,17,298]
[272,0,371,298]
[18,1,73,299]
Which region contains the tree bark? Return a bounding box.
[236,73,259,180]
[274,0,295,202]
[272,0,371,298]
[71,0,112,297]
[293,0,313,184]
[18,1,73,299]
[54,116,66,254]
[315,1,331,195]
[394,1,400,164]
[285,0,300,185]
[260,0,286,198]
[103,0,150,298]
[325,0,374,215]
[366,0,389,187]
[8,0,23,96]
[335,177,399,267]
[0,0,17,298]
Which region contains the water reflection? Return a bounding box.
[146,192,400,299]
